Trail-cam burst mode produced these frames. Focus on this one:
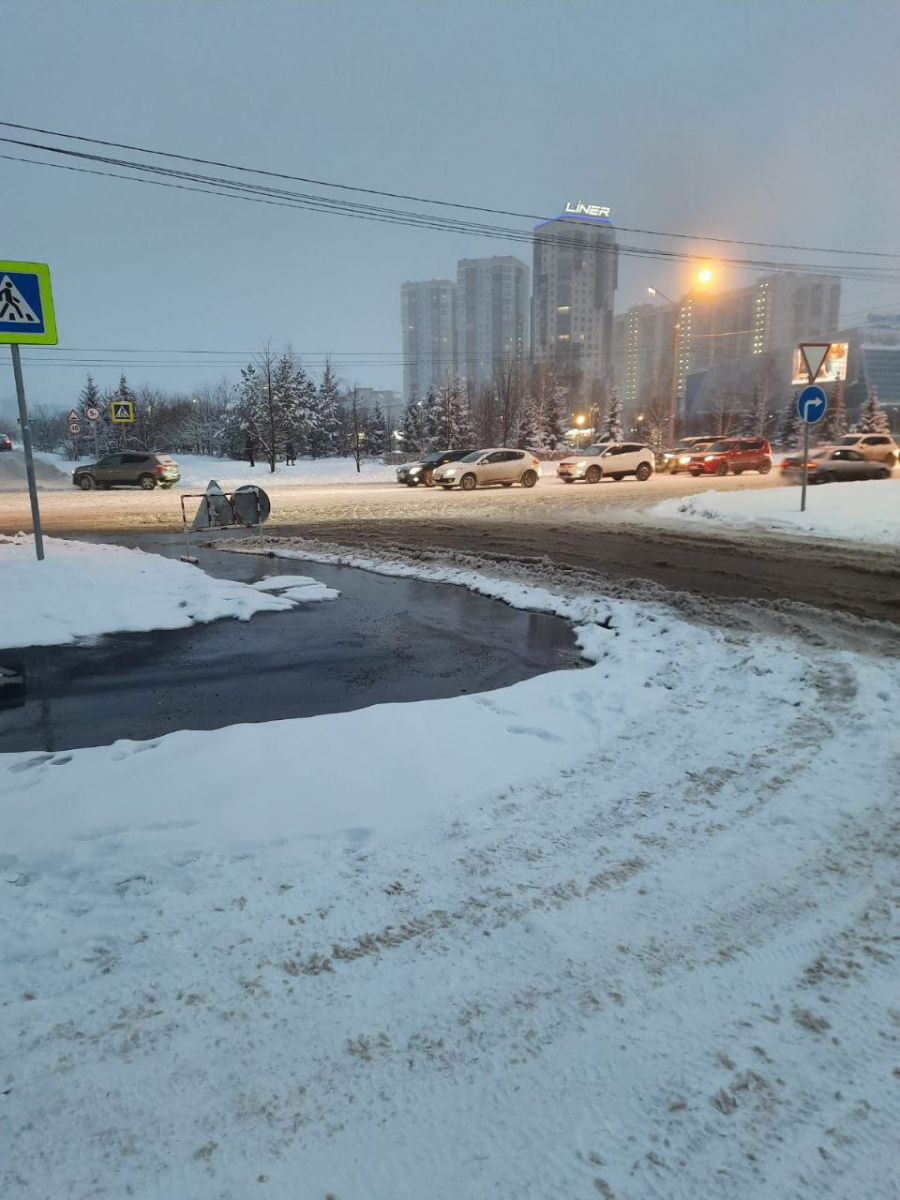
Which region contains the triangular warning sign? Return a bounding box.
[0,275,39,324]
[113,403,129,419]
[799,343,831,383]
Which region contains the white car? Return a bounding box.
[433,448,542,490]
[557,442,655,483]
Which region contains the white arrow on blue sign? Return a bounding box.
[797,385,828,425]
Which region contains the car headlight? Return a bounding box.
[409,467,421,475]
[678,455,691,464]
[443,468,457,475]
[704,455,716,461]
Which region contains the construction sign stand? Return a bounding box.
[0,261,59,562]
[179,481,271,563]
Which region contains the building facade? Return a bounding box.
[400,279,456,401]
[531,207,618,400]
[615,272,842,418]
[455,256,529,398]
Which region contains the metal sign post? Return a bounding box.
[0,260,58,562]
[796,384,828,513]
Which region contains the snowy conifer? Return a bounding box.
[602,387,624,442]
[780,392,802,450]
[820,378,846,443]
[857,386,890,435]
[401,394,427,456]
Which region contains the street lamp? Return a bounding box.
[647,267,714,444]
[574,412,586,449]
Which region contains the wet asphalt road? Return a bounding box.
[0,535,579,753]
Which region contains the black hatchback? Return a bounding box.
[396,449,475,487]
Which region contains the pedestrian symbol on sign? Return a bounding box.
[0,276,38,324]
[111,401,134,424]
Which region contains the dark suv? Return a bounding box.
[397,448,475,487]
[687,438,773,477]
[73,452,180,490]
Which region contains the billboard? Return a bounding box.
[792,341,849,385]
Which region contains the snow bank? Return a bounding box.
[649,477,900,544]
[2,554,898,1198]
[0,535,337,649]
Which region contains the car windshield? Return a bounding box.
[836,435,858,445]
[706,441,736,452]
[461,450,485,462]
[581,444,609,457]
[420,452,444,465]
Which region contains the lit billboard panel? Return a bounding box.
[792,341,849,385]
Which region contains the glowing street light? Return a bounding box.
[647,268,716,441]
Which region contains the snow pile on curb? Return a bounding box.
[2,547,899,1198]
[648,478,900,544]
[0,535,336,649]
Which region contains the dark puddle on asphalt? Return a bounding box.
[0,533,581,753]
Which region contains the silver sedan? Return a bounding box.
[780,447,893,484]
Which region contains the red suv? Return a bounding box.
[688,438,773,477]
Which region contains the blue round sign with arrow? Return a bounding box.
[797,385,828,425]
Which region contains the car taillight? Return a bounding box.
[807,463,818,470]
[532,457,539,466]
[154,465,166,472]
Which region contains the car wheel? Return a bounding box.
[715,461,729,477]
[585,465,602,484]
[139,474,157,490]
[818,472,835,484]
[758,460,772,475]
[689,469,701,477]
[460,473,477,491]
[520,470,538,488]
[878,468,890,479]
[635,463,652,481]
[77,474,94,490]
[732,468,743,475]
[423,469,435,487]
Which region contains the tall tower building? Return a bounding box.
[455,255,530,398]
[400,279,455,401]
[531,203,619,400]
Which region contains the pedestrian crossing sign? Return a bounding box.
[111,401,135,424]
[0,261,57,345]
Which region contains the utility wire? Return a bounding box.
[1,118,897,260]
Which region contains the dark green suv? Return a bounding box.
[73,452,180,491]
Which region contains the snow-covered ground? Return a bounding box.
[2,552,898,1199]
[650,477,900,545]
[0,536,337,649]
[34,450,398,488]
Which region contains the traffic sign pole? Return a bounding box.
[800,421,811,514]
[10,344,45,561]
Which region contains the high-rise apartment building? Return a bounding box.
[400,279,455,401]
[455,255,529,398]
[614,272,841,414]
[531,205,618,399]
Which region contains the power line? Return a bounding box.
[2,140,899,284]
[1,118,897,260]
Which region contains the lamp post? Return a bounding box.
[574,412,586,449]
[648,267,713,444]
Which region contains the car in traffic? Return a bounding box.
[657,435,718,473]
[687,437,773,477]
[73,452,180,490]
[557,442,655,483]
[396,448,475,487]
[433,448,541,490]
[830,432,899,465]
[780,447,893,484]
[0,433,12,451]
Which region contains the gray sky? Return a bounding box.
[2,0,899,409]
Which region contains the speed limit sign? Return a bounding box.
[69,421,81,434]
[85,406,100,421]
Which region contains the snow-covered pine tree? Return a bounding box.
[401,394,426,456]
[740,382,767,437]
[515,397,541,450]
[79,374,103,457]
[367,400,387,458]
[602,386,624,442]
[780,392,802,451]
[540,380,566,450]
[857,386,890,435]
[449,378,476,447]
[314,359,343,457]
[820,378,846,443]
[422,386,442,450]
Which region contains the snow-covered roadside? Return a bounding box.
[2,550,899,1198]
[648,477,900,545]
[33,450,398,488]
[0,535,337,649]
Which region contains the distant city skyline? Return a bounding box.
[2,1,898,409]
